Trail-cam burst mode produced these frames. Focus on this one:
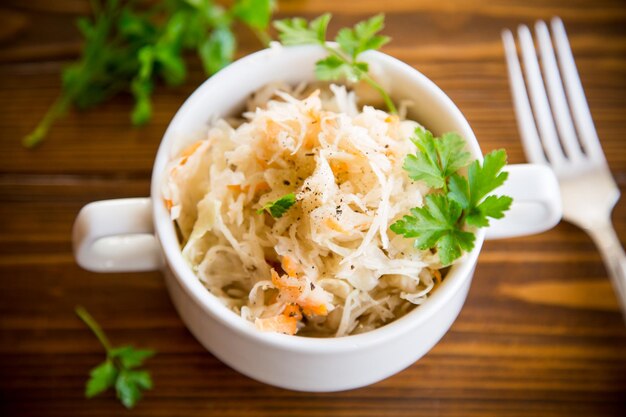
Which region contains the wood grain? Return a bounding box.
[1,1,625,416]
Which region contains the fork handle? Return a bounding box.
[587,221,626,322]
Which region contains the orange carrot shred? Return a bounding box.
[281,255,300,278]
[179,141,203,165]
[255,315,298,335]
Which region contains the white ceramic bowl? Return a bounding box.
[72,45,562,392]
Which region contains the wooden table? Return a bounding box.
[1,1,625,416]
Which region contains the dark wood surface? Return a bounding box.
[1,1,626,416]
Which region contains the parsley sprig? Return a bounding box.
[76,306,155,409]
[390,127,513,265]
[24,0,274,147]
[274,14,396,114]
[257,193,296,218]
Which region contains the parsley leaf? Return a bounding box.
[24,0,275,147]
[85,360,117,398]
[274,14,331,45]
[77,306,155,409]
[335,14,390,60]
[257,193,297,218]
[116,369,153,409]
[390,195,476,265]
[274,13,396,114]
[198,25,236,75]
[468,149,509,206]
[110,346,155,369]
[315,55,356,81]
[404,127,471,189]
[232,0,274,30]
[391,128,512,266]
[466,195,513,227]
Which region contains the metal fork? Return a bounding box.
[502,18,626,320]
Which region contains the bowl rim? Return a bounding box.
[150,44,485,353]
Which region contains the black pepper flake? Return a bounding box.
[384,144,389,149]
[283,180,291,186]
[350,265,355,270]
[305,152,314,156]
[310,282,315,290]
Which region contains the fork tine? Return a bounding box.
[535,21,584,162]
[517,24,566,165]
[551,17,606,162]
[502,29,547,165]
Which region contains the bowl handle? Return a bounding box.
[72,198,163,272]
[485,164,562,240]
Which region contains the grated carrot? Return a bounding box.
[282,303,303,321]
[281,255,300,278]
[431,268,442,284]
[255,315,298,335]
[325,217,347,233]
[301,302,328,317]
[179,141,203,165]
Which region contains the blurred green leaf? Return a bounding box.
[199,26,236,74]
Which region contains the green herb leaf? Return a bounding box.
[110,346,155,369]
[447,173,470,209]
[390,194,475,266]
[257,193,296,218]
[335,13,389,59]
[437,132,472,177]
[85,360,117,398]
[115,369,153,409]
[465,195,513,227]
[467,149,509,206]
[76,307,155,409]
[404,128,471,189]
[115,370,141,409]
[404,128,445,188]
[391,128,512,265]
[273,17,323,45]
[155,48,187,86]
[315,56,356,81]
[310,13,332,43]
[274,13,396,114]
[199,26,236,75]
[232,0,273,30]
[24,0,274,147]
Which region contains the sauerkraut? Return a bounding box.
[162,83,446,337]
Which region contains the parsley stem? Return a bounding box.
[76,306,113,354]
[360,72,397,114]
[254,28,272,48]
[22,96,69,148]
[321,43,397,114]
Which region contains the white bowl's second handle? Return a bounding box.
[485,164,562,240]
[72,198,163,272]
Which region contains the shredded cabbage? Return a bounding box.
[163,83,445,337]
